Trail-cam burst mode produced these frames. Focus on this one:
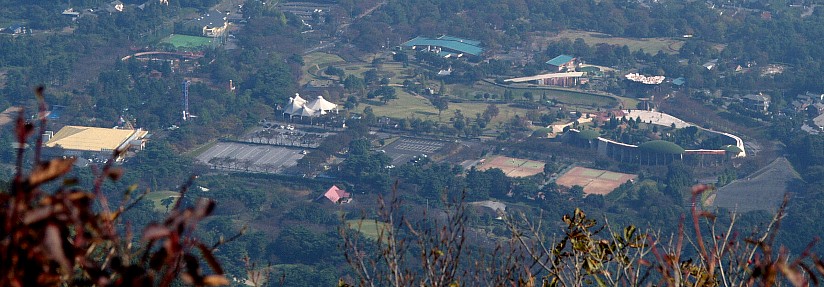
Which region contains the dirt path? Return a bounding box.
[304,1,387,54]
[0,106,22,129]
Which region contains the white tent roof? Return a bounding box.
[283,98,303,115]
[297,104,317,117]
[293,93,307,106]
[306,96,337,112]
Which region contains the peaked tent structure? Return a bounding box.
[283,98,303,118]
[293,93,307,106]
[284,94,325,118]
[306,96,337,113]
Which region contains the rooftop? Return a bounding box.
[435,35,481,46]
[504,72,585,83]
[743,93,769,102]
[324,185,350,203]
[191,11,228,28]
[546,55,575,66]
[402,35,484,56]
[45,126,148,152]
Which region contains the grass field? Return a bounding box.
[449,82,620,109]
[144,190,180,212]
[302,52,346,84]
[556,167,637,195]
[160,34,214,49]
[476,155,545,177]
[359,90,531,126]
[531,30,684,54]
[305,52,626,125]
[345,219,390,241]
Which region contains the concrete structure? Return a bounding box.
[742,93,770,112]
[105,0,125,13]
[192,11,228,37]
[504,72,585,87]
[44,126,149,161]
[546,55,577,72]
[623,109,746,157]
[565,109,747,164]
[402,35,483,58]
[625,73,665,85]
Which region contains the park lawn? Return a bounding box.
[375,62,413,85]
[186,139,218,158]
[533,30,684,54]
[340,64,371,78]
[345,219,391,241]
[449,82,619,109]
[360,90,530,126]
[302,52,345,84]
[144,190,181,212]
[161,34,213,49]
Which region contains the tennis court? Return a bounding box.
[476,156,545,177]
[556,167,636,195]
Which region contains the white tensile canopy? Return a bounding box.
[297,104,317,117]
[283,98,303,115]
[306,96,337,112]
[293,93,307,106]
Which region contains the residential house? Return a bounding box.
[323,185,351,204]
[2,24,25,35]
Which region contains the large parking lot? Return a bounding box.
[383,137,447,165]
[196,142,305,173]
[242,123,333,148]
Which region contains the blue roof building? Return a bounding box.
[402,35,484,57]
[435,35,481,46]
[546,55,575,67]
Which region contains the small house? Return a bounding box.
[3,24,25,35]
[324,185,351,204]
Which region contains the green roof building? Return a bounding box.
[402,35,484,57]
[546,55,577,72]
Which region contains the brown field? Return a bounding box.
[0,106,22,128]
[556,167,637,195]
[476,156,544,177]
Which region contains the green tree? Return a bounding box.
[569,185,585,198]
[431,97,449,118]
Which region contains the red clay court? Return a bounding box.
[476,156,545,177]
[556,167,636,195]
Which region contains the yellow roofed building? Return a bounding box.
[44,126,149,161]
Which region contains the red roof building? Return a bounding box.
[324,185,351,204]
